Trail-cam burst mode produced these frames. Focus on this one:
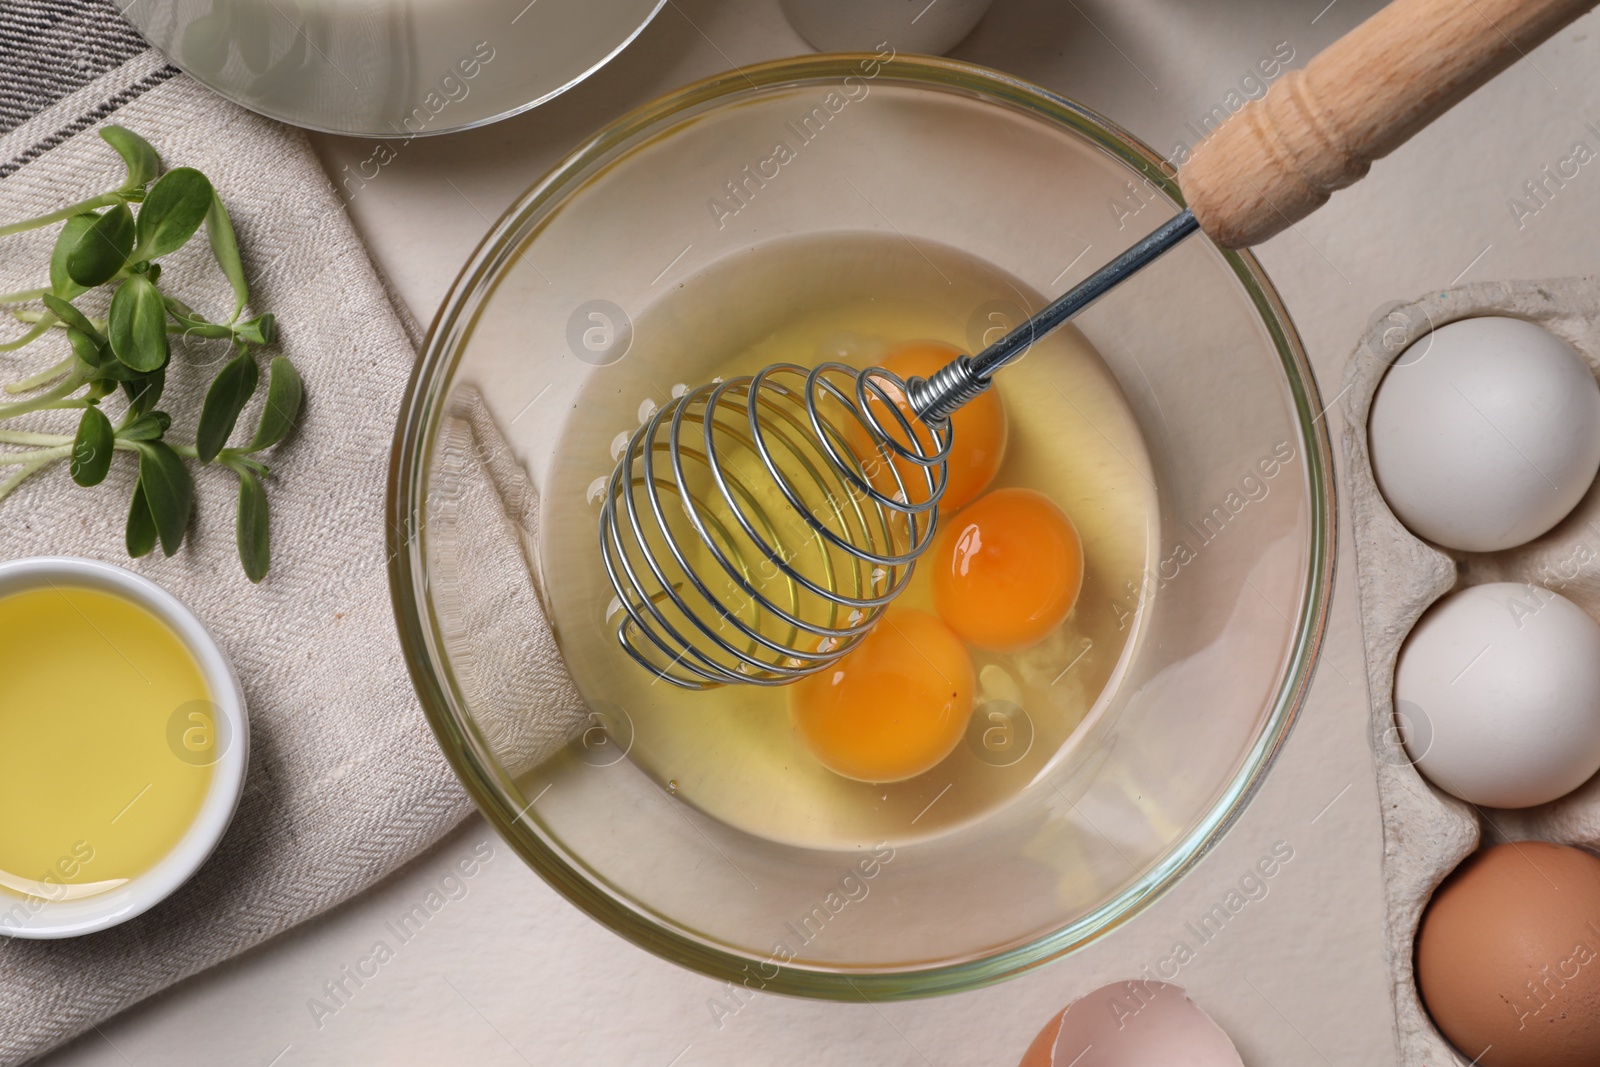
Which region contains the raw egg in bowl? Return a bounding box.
[390,54,1334,997]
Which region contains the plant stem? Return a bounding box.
[12,309,183,335]
[0,371,86,421]
[0,318,53,353]
[0,287,47,304]
[218,451,268,476]
[168,441,198,459]
[0,444,69,504]
[0,445,70,465]
[4,355,74,394]
[0,429,71,446]
[11,310,91,328]
[0,193,122,238]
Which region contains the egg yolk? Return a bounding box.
[931,487,1084,652]
[857,340,1009,512]
[789,609,975,783]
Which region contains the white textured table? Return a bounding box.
[42,1,1600,1063]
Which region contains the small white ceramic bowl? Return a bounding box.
[0,557,248,939]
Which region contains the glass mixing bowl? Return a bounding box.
[389,54,1335,997]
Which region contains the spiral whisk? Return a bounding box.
[598,359,988,689]
[598,210,1203,688]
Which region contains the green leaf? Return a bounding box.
[66,328,137,382]
[132,167,213,263]
[126,482,158,558]
[66,203,135,288]
[65,327,104,369]
[236,469,269,582]
[119,411,171,442]
[122,367,164,419]
[205,193,249,322]
[196,350,258,462]
[50,214,97,300]
[101,127,161,194]
[247,356,303,451]
[42,294,101,340]
[135,440,193,556]
[71,406,114,487]
[163,298,233,340]
[107,274,169,371]
[233,313,275,346]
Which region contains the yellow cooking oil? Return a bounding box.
[0,585,213,900]
[539,232,1158,849]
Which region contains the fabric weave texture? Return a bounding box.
[0,3,583,1061]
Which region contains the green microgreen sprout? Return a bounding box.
[0,126,301,581]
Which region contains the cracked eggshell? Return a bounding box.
[1017,981,1243,1067]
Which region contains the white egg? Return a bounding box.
[1394,582,1600,808]
[1369,316,1600,552]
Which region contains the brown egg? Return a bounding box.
[1417,841,1600,1067]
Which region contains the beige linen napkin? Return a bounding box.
[0,41,585,1067]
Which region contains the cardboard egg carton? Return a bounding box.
[1341,276,1600,1065]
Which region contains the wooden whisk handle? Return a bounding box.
[1180,0,1596,249]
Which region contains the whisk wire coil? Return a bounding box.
[599,362,951,689]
